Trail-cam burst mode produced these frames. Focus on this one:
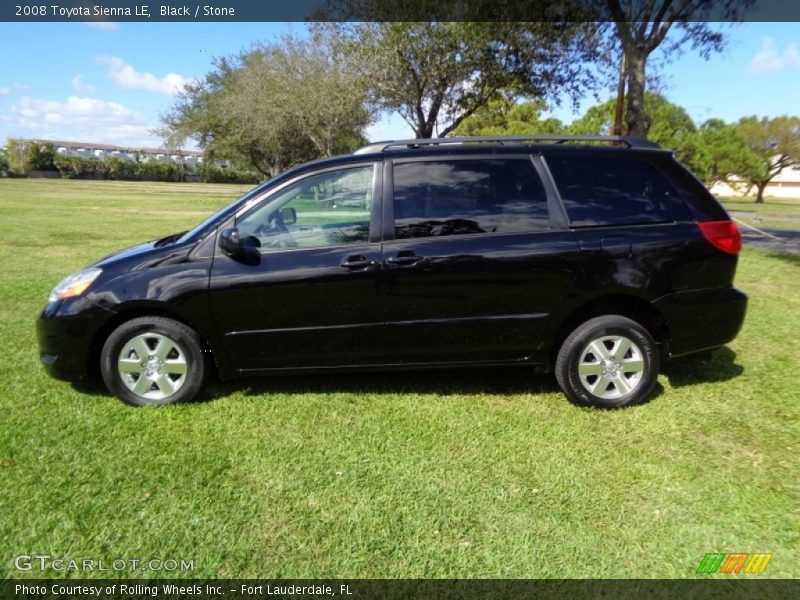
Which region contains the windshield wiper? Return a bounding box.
[153,231,188,247]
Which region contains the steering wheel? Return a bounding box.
[253,211,297,248]
[269,212,289,233]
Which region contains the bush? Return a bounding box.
[28,143,56,171]
[197,163,261,184]
[0,147,8,176]
[4,140,260,183]
[53,155,183,182]
[54,154,98,178]
[126,160,180,182]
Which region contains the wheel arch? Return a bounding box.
[87,305,220,382]
[550,294,670,367]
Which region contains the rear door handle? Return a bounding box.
[386,252,423,266]
[340,255,377,270]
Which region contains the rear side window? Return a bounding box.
[545,155,691,227]
[392,159,549,239]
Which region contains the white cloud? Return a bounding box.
[749,38,800,73]
[71,75,96,95]
[84,21,120,31]
[96,55,190,95]
[1,95,160,147]
[0,86,10,96]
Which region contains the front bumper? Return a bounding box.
[36,300,110,382]
[653,287,747,357]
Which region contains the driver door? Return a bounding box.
[208,163,386,371]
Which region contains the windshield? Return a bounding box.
[177,182,269,243]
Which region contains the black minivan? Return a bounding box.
[37,135,746,408]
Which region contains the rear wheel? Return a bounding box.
[555,315,659,408]
[100,316,207,406]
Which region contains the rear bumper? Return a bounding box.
[654,287,747,357]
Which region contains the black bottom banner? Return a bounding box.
[2,579,798,600]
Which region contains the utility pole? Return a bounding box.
[613,51,626,136]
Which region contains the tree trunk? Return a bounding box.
[755,182,766,204]
[414,121,435,139]
[624,49,650,138]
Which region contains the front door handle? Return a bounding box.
[386,252,423,266]
[340,255,377,270]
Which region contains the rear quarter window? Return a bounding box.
[545,154,692,227]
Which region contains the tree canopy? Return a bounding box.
[568,91,696,149]
[317,20,601,138]
[735,116,800,203]
[453,98,566,136]
[162,36,372,177]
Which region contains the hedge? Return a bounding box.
[50,155,261,184]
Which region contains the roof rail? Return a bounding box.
[353,134,661,155]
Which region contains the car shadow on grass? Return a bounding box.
[662,347,743,388]
[204,366,564,402]
[69,365,566,405]
[73,366,675,408]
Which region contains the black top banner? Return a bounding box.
[2,0,800,22]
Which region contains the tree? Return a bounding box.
[453,98,566,136]
[318,20,601,138]
[569,92,695,148]
[736,116,800,204]
[3,138,56,175]
[0,146,8,176]
[27,142,56,171]
[673,119,760,188]
[605,0,754,137]
[163,36,372,177]
[6,138,27,174]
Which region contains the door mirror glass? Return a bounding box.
[219,226,241,255]
[279,206,297,225]
[219,227,260,265]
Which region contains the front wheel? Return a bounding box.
[100,316,207,406]
[555,315,659,408]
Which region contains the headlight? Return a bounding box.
[47,268,102,303]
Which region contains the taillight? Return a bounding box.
[698,220,742,255]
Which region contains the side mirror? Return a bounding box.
[219,227,260,266]
[280,206,297,225]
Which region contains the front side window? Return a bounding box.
[236,165,374,251]
[392,159,549,239]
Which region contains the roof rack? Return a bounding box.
[353,134,661,155]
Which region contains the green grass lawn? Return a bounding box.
[0,179,797,579]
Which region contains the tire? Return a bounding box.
[100,316,207,406]
[555,315,659,408]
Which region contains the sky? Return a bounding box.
[0,21,798,149]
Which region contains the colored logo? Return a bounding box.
[696,552,773,574]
